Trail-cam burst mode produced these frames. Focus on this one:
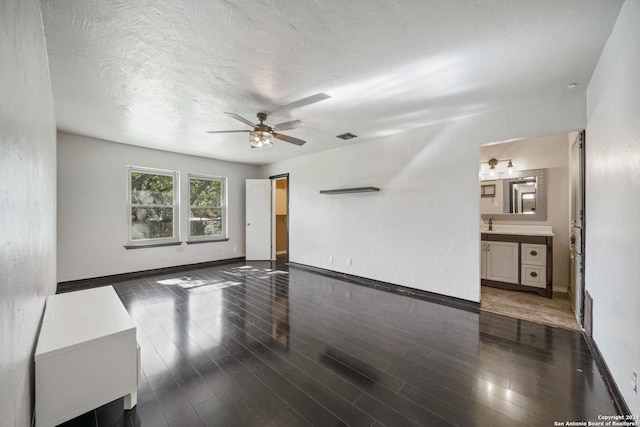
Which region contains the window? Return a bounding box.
[189,175,226,241]
[189,175,227,240]
[128,167,178,245]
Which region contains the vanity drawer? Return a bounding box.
[521,243,546,266]
[521,265,546,288]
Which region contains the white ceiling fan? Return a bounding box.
[207,93,330,148]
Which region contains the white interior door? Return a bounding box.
[245,179,271,260]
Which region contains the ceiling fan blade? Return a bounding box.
[206,130,252,134]
[273,133,306,146]
[224,112,257,128]
[269,93,331,114]
[271,120,304,132]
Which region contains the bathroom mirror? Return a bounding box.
[480,169,547,221]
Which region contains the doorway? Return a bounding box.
[479,132,584,330]
[270,174,289,264]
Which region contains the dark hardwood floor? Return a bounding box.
[58,260,617,426]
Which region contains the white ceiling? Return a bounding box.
[41,0,623,166]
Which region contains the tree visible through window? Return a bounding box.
[129,168,177,243]
[189,175,226,239]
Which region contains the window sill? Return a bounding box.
[186,238,230,245]
[124,241,182,250]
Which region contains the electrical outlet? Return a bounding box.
[233,246,237,252]
[632,370,637,393]
[328,256,333,263]
[346,258,352,267]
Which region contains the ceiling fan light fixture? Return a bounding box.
[250,130,273,148]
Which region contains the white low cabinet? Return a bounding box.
[35,286,139,427]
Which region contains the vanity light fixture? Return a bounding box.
[483,158,514,175]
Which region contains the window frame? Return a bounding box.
[126,166,179,247]
[187,173,228,242]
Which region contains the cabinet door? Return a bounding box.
[486,241,519,284]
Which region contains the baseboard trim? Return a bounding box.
[583,333,631,416]
[287,262,480,313]
[56,257,245,294]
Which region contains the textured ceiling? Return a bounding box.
[41,0,623,165]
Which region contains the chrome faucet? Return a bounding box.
[488,218,494,231]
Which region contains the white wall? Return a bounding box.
[585,0,640,415]
[480,134,571,291]
[0,1,57,426]
[57,133,261,282]
[261,92,585,303]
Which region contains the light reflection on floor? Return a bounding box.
[157,277,241,291]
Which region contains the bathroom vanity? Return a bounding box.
[480,225,553,298]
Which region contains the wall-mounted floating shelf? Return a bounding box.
[319,187,380,195]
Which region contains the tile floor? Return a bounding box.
[481,286,581,331]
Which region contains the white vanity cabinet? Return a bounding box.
[481,230,553,298]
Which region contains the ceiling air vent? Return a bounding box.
[336,132,358,140]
